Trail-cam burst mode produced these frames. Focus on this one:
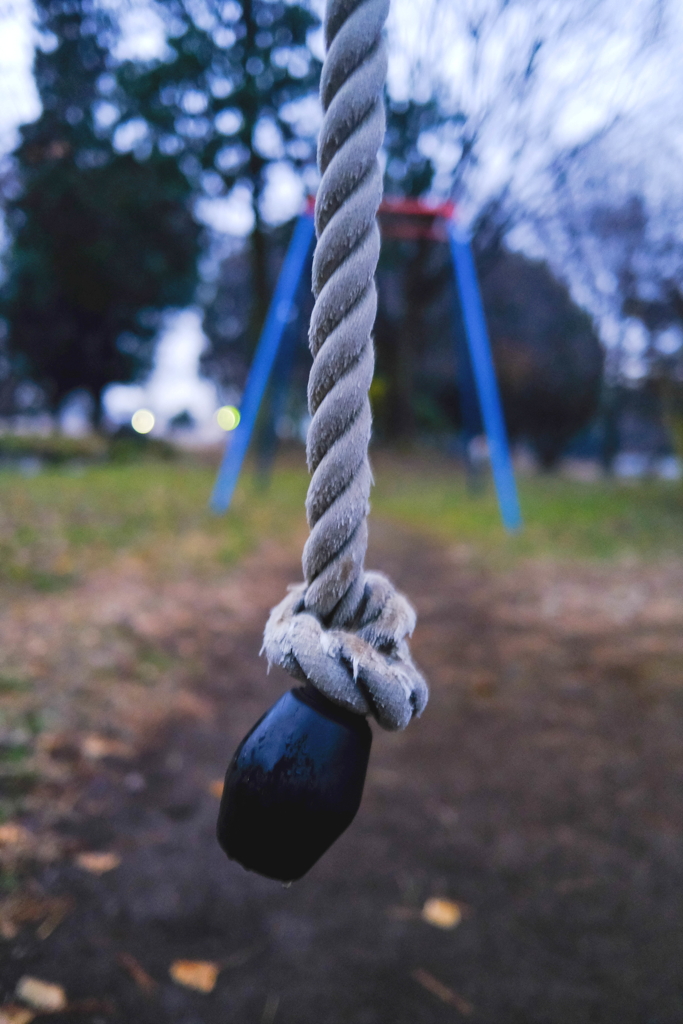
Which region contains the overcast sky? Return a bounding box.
[1,0,682,418]
[5,0,682,208]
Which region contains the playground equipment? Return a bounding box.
[210,198,522,532]
[216,0,519,883]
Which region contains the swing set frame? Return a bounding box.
[209,198,522,532]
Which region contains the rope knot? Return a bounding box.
[262,571,428,731]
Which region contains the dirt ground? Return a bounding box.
[1,521,682,1023]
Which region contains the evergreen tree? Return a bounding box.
[114,0,321,347]
[1,0,200,421]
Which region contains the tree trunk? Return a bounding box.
[250,215,271,350]
[386,303,416,443]
[91,387,105,432]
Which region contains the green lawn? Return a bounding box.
[0,460,307,592]
[371,456,683,563]
[0,455,681,593]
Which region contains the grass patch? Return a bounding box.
[371,456,683,563]
[0,676,31,694]
[0,455,680,595]
[0,459,309,592]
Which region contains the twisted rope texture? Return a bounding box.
[262,0,428,730]
[304,0,389,625]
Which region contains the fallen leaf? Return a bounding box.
[412,969,472,1016]
[0,827,64,873]
[421,898,462,929]
[35,898,73,940]
[0,919,18,940]
[15,977,67,1012]
[0,1006,36,1024]
[81,735,132,760]
[0,825,32,849]
[0,892,72,942]
[117,953,157,994]
[208,780,224,799]
[76,851,121,875]
[169,960,219,993]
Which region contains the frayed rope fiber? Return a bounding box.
[262,0,428,732]
[264,573,428,732]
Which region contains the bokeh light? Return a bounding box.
[216,405,241,431]
[131,409,155,434]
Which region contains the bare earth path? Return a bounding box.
[1,523,682,1023]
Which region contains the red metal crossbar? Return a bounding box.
[379,197,455,219]
[304,194,455,239]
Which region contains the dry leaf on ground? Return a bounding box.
[208,780,224,799]
[81,735,132,760]
[0,825,32,849]
[15,977,67,1012]
[35,897,73,941]
[0,824,64,872]
[117,953,157,994]
[421,898,462,929]
[0,892,72,942]
[0,826,35,871]
[169,960,220,993]
[76,851,121,875]
[412,969,473,1015]
[0,1006,36,1024]
[0,893,38,941]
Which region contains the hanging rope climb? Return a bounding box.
[217,0,428,882]
[263,0,428,731]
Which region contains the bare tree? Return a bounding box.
[386,0,670,214]
[384,0,682,396]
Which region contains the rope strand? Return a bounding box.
[303,0,389,626]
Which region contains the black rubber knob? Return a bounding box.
[217,685,372,882]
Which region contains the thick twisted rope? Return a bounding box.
[262,0,428,731]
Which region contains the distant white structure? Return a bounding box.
[614,452,682,481]
[103,309,224,443]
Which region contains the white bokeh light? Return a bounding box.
[104,309,223,441]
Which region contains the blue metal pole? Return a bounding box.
[448,222,523,531]
[210,213,316,513]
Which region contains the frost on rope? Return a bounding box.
[262,0,428,731]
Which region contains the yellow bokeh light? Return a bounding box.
[131,409,155,434]
[216,405,241,431]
